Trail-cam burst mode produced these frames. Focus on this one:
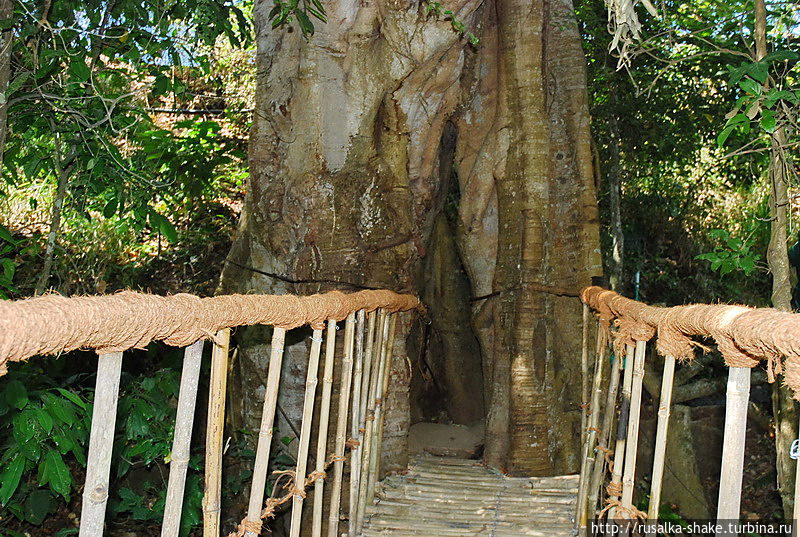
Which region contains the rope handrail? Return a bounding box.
[581,285,800,399]
[0,288,421,374]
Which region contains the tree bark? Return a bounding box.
[755,0,797,519]
[223,0,601,478]
[0,0,12,173]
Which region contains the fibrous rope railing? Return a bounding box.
[0,289,421,374]
[581,286,800,399]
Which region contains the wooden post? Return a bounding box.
[243,327,287,537]
[79,352,123,537]
[608,344,635,520]
[354,310,380,535]
[620,340,647,515]
[348,310,367,537]
[162,340,205,537]
[204,329,230,537]
[646,354,676,528]
[288,328,324,537]
[576,320,606,529]
[588,345,623,517]
[327,312,357,537]
[716,366,751,529]
[581,303,591,448]
[312,320,338,537]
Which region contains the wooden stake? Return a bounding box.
[79,352,123,537]
[327,312,357,537]
[646,354,676,528]
[244,327,287,537]
[587,344,623,517]
[288,328,324,537]
[581,303,591,449]
[716,366,751,526]
[204,329,229,537]
[348,310,367,537]
[620,340,647,514]
[608,344,635,520]
[312,320,338,537]
[576,320,606,529]
[162,340,205,537]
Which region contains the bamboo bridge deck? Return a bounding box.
[360,455,579,537]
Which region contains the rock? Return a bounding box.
[408,422,484,458]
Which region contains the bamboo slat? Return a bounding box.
[372,313,397,480]
[356,309,387,531]
[79,352,124,537]
[576,320,606,528]
[348,310,367,537]
[288,328,324,537]
[203,329,230,537]
[243,327,287,537]
[716,366,751,523]
[365,312,393,505]
[581,303,591,449]
[587,346,623,515]
[162,340,205,537]
[646,354,676,527]
[607,344,635,520]
[327,312,357,537]
[620,340,647,513]
[312,320,338,537]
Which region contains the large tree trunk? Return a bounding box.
[220,0,600,479]
[454,0,602,474]
[754,0,797,519]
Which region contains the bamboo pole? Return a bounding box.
[620,340,647,514]
[354,310,380,534]
[312,320,338,537]
[204,329,230,537]
[581,303,591,449]
[348,310,367,537]
[646,354,676,529]
[607,344,635,520]
[587,345,623,517]
[716,366,751,527]
[162,340,205,537]
[327,312,357,537]
[288,328,324,537]
[373,313,397,480]
[243,327,287,537]
[356,309,387,531]
[576,320,606,529]
[79,352,123,537]
[366,312,394,505]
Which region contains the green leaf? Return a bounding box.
[764,50,799,62]
[295,10,315,35]
[760,110,776,133]
[738,77,761,96]
[716,125,735,148]
[746,61,768,84]
[103,197,118,218]
[55,388,87,410]
[35,408,54,434]
[40,451,71,499]
[24,489,55,525]
[150,213,178,243]
[5,380,28,409]
[0,456,25,506]
[153,75,170,96]
[68,59,91,83]
[0,224,16,244]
